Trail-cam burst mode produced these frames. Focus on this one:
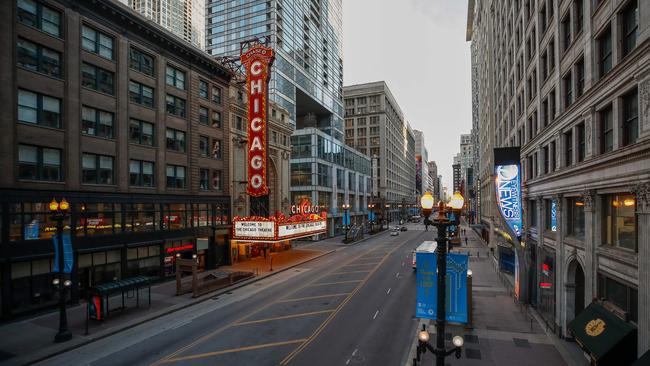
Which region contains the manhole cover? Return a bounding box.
[513,338,531,348]
[465,348,482,359]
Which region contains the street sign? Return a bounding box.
[416,251,469,323]
[52,233,74,274]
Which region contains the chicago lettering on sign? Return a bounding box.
[240,44,274,197]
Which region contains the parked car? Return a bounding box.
[400,226,408,232]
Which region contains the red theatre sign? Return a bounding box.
[241,44,274,197]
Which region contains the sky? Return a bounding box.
[342,0,472,192]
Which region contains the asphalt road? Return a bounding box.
[38,226,429,366]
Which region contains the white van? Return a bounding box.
[412,241,438,271]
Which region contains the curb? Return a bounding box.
[338,229,390,247]
[26,248,336,366]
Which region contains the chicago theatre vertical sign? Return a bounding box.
[241,44,275,197]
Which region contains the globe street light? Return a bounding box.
[342,203,351,241]
[50,198,72,343]
[417,195,464,366]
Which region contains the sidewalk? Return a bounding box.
[0,245,334,366]
[406,222,579,366]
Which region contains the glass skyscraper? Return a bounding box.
[206,0,344,140]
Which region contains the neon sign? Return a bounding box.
[495,164,522,237]
[241,44,274,197]
[165,244,194,254]
[291,199,321,215]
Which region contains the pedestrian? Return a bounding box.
[465,236,468,246]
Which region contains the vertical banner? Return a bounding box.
[241,44,275,197]
[493,147,522,238]
[52,233,74,274]
[416,251,469,323]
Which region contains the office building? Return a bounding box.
[413,130,430,197]
[468,0,649,357]
[343,81,417,222]
[0,0,232,319]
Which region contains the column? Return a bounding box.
[582,189,596,304]
[536,197,544,306]
[634,182,650,357]
[554,195,565,335]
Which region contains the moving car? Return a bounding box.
[390,227,400,236]
[412,241,438,271]
[400,226,408,232]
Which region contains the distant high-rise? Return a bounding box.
[121,0,205,49]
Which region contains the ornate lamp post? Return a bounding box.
[49,198,72,343]
[417,192,465,366]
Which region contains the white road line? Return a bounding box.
[396,272,400,278]
[352,348,358,356]
[373,310,379,319]
[386,288,391,295]
[345,358,350,365]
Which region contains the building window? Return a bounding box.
[212,111,222,128]
[573,0,583,34]
[543,145,549,174]
[199,136,209,157]
[129,48,154,76]
[82,106,113,138]
[550,141,556,171]
[212,86,222,104]
[234,115,243,130]
[129,160,154,187]
[563,71,572,108]
[165,94,186,118]
[317,163,330,187]
[17,0,61,37]
[129,119,154,146]
[165,65,185,90]
[597,274,638,323]
[603,194,636,251]
[291,162,312,186]
[212,170,222,190]
[82,153,114,184]
[576,58,584,98]
[622,90,638,146]
[561,14,571,51]
[620,0,638,58]
[212,139,222,160]
[597,28,612,77]
[199,80,209,99]
[567,197,585,239]
[166,165,186,188]
[199,107,209,125]
[599,106,613,154]
[577,123,585,162]
[81,25,113,60]
[18,89,60,128]
[199,168,209,190]
[81,63,114,95]
[165,129,186,152]
[544,199,556,232]
[529,200,538,227]
[17,38,61,78]
[18,144,61,181]
[565,130,573,167]
[129,81,154,108]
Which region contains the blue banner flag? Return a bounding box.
[416,251,469,323]
[52,233,74,274]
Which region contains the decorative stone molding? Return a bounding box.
[581,189,596,212]
[632,182,650,213]
[641,79,650,131]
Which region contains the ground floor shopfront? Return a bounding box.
[0,190,231,321]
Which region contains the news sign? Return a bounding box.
[494,147,522,239]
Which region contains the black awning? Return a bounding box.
[568,302,637,365]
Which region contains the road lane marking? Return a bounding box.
[396,272,400,278]
[352,348,358,356]
[279,231,426,365]
[308,280,362,286]
[233,310,335,326]
[373,310,379,319]
[387,288,391,295]
[329,270,371,275]
[161,339,307,364]
[276,293,350,303]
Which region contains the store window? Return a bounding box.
[597,274,638,322]
[10,258,56,312]
[9,202,70,241]
[567,197,585,239]
[127,245,161,277]
[125,203,157,232]
[602,194,636,251]
[77,203,116,236]
[163,203,186,230]
[77,249,121,296]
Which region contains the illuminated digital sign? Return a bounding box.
[495,164,522,238]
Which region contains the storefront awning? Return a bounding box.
[568,302,637,365]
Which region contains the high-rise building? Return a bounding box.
[206,0,361,237]
[428,161,438,200]
[121,0,205,49]
[343,81,416,222]
[452,163,461,194]
[468,0,650,358]
[413,130,429,197]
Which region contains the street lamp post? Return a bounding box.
[418,192,464,366]
[49,198,72,343]
[367,203,375,233]
[342,203,351,241]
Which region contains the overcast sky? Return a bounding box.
[342,0,471,192]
